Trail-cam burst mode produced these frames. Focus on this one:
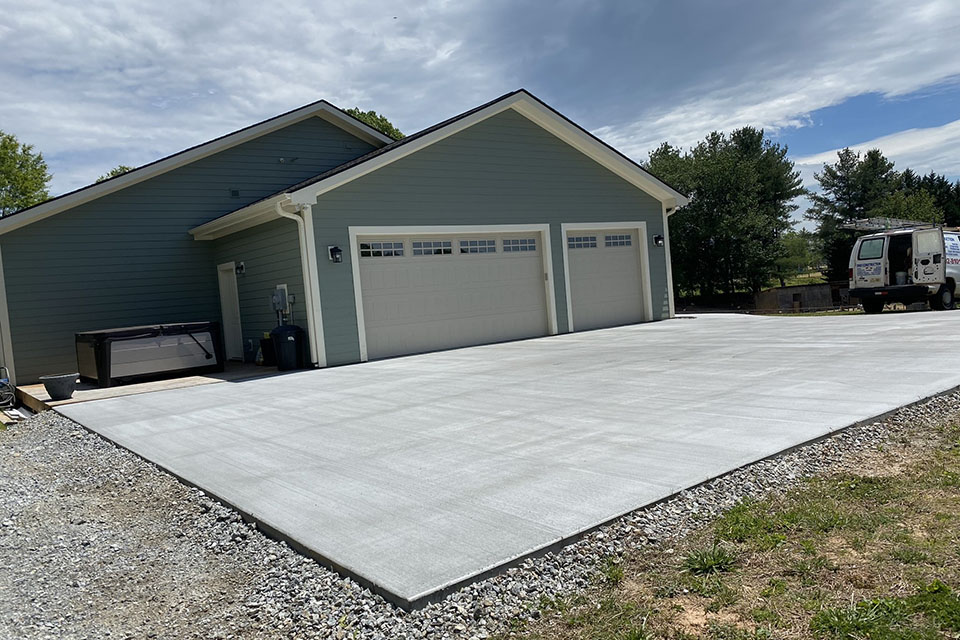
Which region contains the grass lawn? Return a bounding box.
[501,413,960,639]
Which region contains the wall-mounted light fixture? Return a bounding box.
[235,261,246,275]
[652,234,665,248]
[328,245,343,263]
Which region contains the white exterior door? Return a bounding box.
[566,228,645,331]
[357,232,550,360]
[217,262,244,360]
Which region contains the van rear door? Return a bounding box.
[854,236,885,288]
[913,229,945,285]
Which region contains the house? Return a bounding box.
[0,90,688,385]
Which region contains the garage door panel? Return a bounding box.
[567,228,645,332]
[358,233,549,360]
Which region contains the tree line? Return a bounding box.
[3,110,959,305]
[649,137,960,298]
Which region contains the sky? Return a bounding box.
[1,0,959,225]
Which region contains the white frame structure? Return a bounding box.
[216,261,244,361]
[560,221,654,332]
[348,224,559,362]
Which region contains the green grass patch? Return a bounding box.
[682,543,738,575]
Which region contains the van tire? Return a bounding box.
[862,300,884,314]
[932,284,955,311]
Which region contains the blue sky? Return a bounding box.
[1,0,959,223]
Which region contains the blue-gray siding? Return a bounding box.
[2,116,375,382]
[310,109,669,366]
[212,218,306,362]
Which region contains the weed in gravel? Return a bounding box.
[682,543,737,575]
[601,557,625,585]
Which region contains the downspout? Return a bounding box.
[276,200,321,367]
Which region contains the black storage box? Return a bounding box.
[76,322,225,388]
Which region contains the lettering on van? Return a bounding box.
[856,261,882,278]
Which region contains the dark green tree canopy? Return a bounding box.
[0,130,52,216]
[647,127,804,297]
[96,165,135,183]
[344,108,404,140]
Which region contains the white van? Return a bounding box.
[849,227,960,313]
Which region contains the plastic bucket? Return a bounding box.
[895,271,907,285]
[38,373,79,401]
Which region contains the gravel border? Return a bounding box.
[2,390,958,639]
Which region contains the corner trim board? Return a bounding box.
[0,244,16,384]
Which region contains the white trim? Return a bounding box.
[191,200,284,240]
[661,203,676,318]
[216,261,244,361]
[348,224,558,362]
[301,204,327,367]
[0,102,391,238]
[0,243,16,385]
[289,91,689,209]
[560,221,654,332]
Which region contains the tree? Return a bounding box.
[775,229,823,285]
[806,148,899,281]
[647,127,804,298]
[872,189,944,224]
[344,108,404,140]
[0,130,51,216]
[96,165,135,183]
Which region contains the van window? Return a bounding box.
[915,230,942,254]
[858,238,884,260]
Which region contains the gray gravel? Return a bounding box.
[2,390,957,640]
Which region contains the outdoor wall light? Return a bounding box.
[653,234,665,247]
[235,262,246,275]
[328,245,343,263]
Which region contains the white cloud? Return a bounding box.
[1,0,959,196]
[793,119,960,187]
[593,0,960,161]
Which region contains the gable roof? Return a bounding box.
[0,100,394,237]
[190,89,689,240]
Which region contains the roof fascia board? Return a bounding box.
[289,94,527,206]
[190,197,285,240]
[0,103,391,237]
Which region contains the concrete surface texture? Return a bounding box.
[58,312,960,608]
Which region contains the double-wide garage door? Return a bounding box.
[356,227,647,360]
[358,232,550,360]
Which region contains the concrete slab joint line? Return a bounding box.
[57,312,960,609]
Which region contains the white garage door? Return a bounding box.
[566,229,645,331]
[357,233,550,359]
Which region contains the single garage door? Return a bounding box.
[357,232,550,359]
[566,229,645,331]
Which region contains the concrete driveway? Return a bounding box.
[59,312,960,608]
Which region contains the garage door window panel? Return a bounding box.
[360,241,405,258]
[568,236,597,249]
[605,234,632,247]
[412,240,452,256]
[503,238,537,253]
[459,239,496,254]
